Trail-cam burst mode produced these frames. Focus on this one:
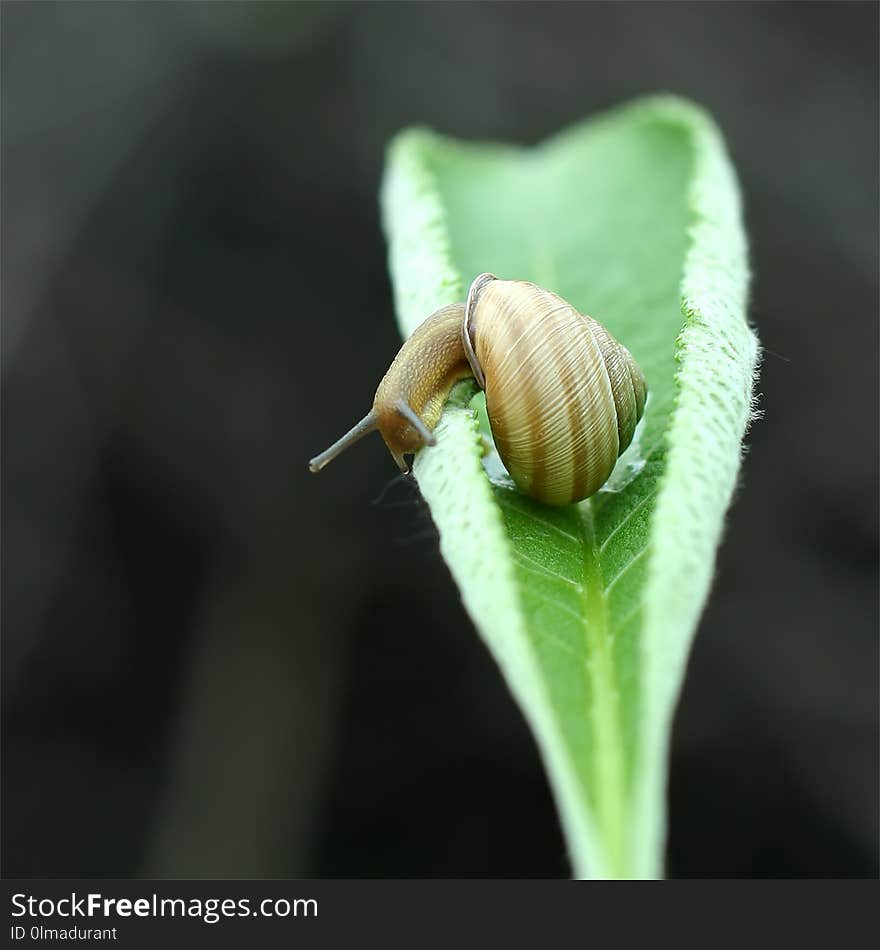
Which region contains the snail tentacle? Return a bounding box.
[308,410,378,473]
[396,399,437,447]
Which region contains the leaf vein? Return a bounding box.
[598,491,657,554]
[603,547,650,595]
[514,549,582,589]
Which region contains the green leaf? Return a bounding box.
[380,97,759,879]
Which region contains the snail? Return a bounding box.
[308,273,647,506]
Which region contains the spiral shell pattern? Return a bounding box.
[463,275,647,506]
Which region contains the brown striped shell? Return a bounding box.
[308,272,647,507]
[462,274,647,506]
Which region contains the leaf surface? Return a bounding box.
[380,97,758,878]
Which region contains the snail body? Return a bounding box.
[309,274,647,506]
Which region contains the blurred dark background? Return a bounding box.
[2,1,877,879]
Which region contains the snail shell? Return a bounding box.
[462,275,646,505]
[308,274,647,506]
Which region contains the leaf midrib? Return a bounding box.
[578,501,627,878]
[496,487,630,878]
